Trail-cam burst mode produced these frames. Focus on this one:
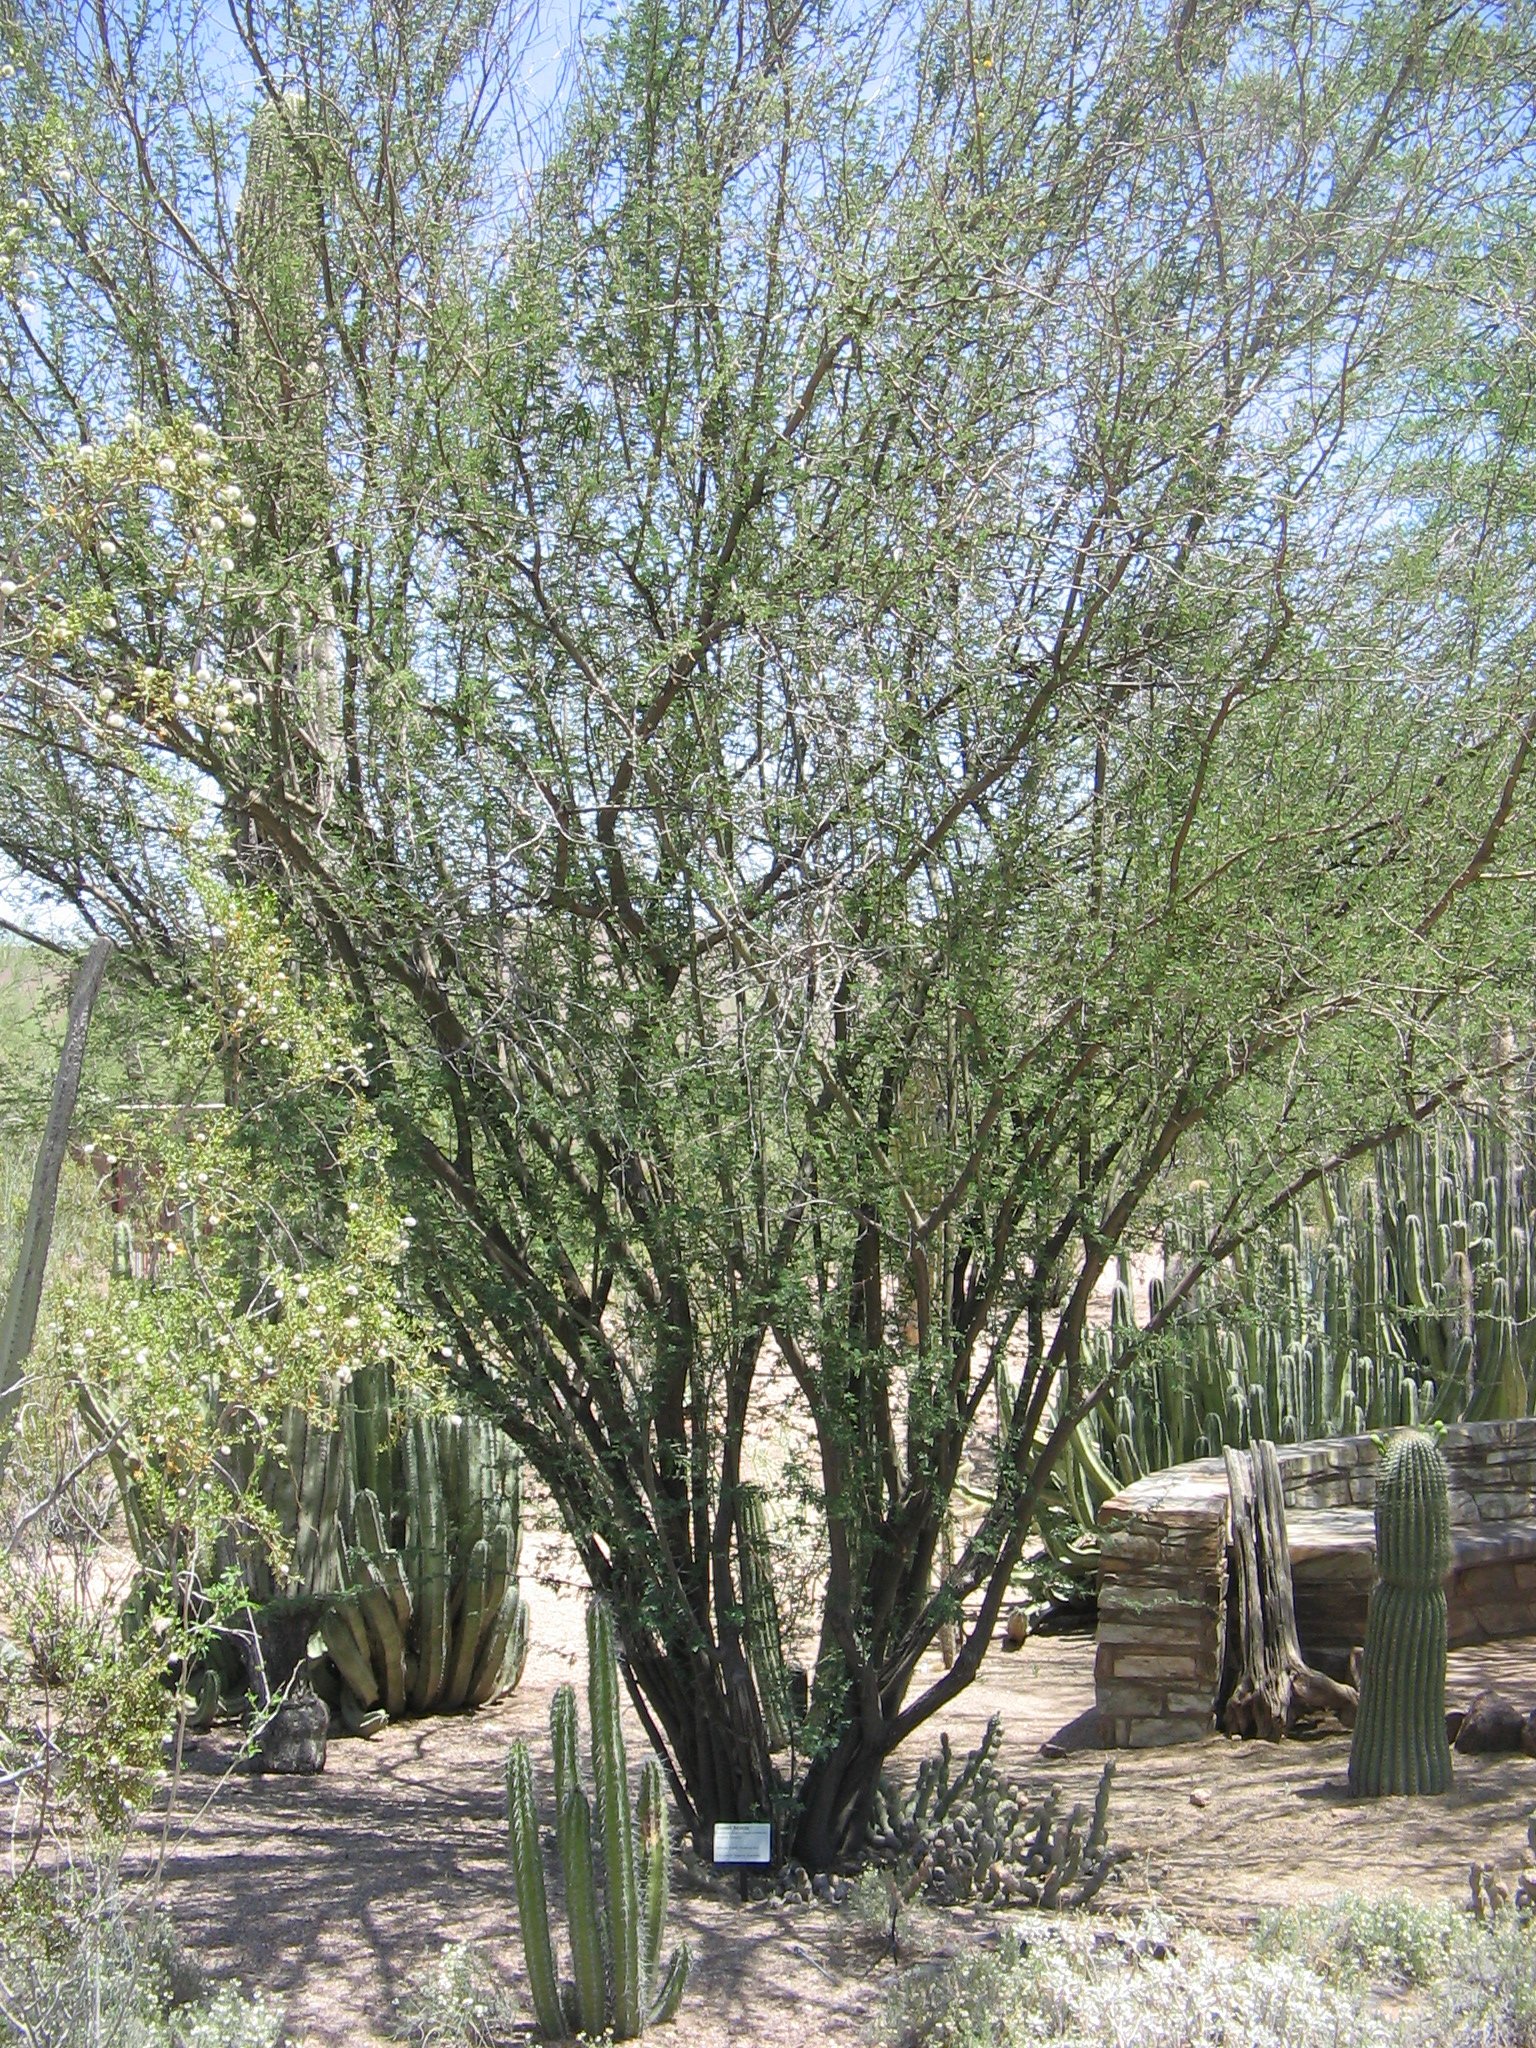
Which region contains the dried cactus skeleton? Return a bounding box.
[865,1715,1122,1909]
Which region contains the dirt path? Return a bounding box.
[131,1535,1536,2047]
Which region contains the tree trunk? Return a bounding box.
[791,1723,889,1872]
[1222,1438,1357,1739]
[621,1631,774,1849]
[0,937,113,1461]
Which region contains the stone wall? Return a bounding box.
[1273,1419,1536,1522]
[1093,1418,1536,1747]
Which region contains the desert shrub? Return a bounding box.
[0,1881,283,2048]
[882,1922,1391,2048]
[1255,1892,1470,1989]
[0,1559,169,1844]
[398,1943,521,2048]
[1427,1911,1536,2048]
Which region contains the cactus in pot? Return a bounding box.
[1347,1429,1454,1797]
[505,1600,690,2040]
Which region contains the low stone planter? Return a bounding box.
[1094,1417,1536,1748]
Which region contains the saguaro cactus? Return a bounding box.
[1348,1429,1454,1797]
[505,1601,690,2041]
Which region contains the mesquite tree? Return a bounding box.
[2,0,1536,1864]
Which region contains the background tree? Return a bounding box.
[2,0,1535,1865]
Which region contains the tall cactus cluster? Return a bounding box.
[318,1410,528,1728]
[1044,1111,1536,1542]
[507,1602,690,2041]
[91,1362,528,1727]
[1348,1429,1454,1797]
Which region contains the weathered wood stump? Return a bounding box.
[1222,1439,1358,1739]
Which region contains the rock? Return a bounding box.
[1521,1710,1536,1759]
[1189,1788,1210,1809]
[254,1685,329,1774]
[1447,1708,1466,1745]
[1454,1691,1526,1755]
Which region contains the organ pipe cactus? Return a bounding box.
[1044,1102,1536,1562]
[92,1358,528,1728]
[328,1409,528,1726]
[1348,1430,1454,1797]
[505,1601,690,2041]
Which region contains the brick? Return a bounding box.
[1098,1533,1164,1565]
[1114,1652,1200,1680]
[1096,1689,1166,1720]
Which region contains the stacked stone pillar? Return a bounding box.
[1094,1465,1228,1747]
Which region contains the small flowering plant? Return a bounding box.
[3,413,268,770]
[63,883,441,1597]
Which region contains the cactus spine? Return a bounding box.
[505,1601,691,2040]
[1348,1429,1453,1797]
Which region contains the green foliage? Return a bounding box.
[0,1560,167,1832]
[1349,1431,1454,1798]
[0,1883,283,2048]
[6,0,1536,1867]
[399,1943,523,2048]
[504,1602,690,2041]
[1255,1893,1470,1990]
[1430,1910,1536,2047]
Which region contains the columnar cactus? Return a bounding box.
[327,1409,528,1726]
[736,1484,792,1749]
[507,1741,564,2040]
[235,92,341,780]
[1348,1429,1454,1797]
[587,1598,642,2036]
[505,1601,690,2041]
